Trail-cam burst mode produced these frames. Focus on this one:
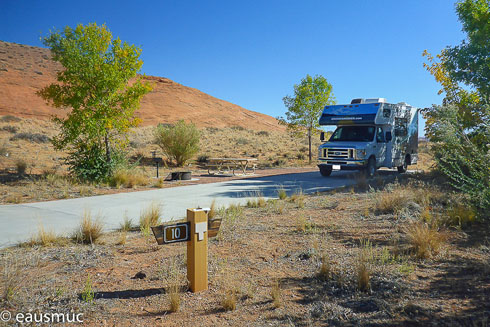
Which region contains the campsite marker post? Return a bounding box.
[151,208,209,293]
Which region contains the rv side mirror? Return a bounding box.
[320,132,325,141]
[385,131,392,142]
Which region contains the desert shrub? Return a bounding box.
[426,104,490,216]
[236,137,250,145]
[66,143,120,182]
[318,254,331,281]
[0,115,21,122]
[154,120,200,166]
[356,240,373,292]
[10,132,49,143]
[74,211,103,244]
[256,130,269,136]
[296,153,305,160]
[273,158,286,166]
[405,221,445,259]
[0,141,7,156]
[230,125,245,131]
[15,159,27,175]
[1,125,18,133]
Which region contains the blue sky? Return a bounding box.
[0,1,465,134]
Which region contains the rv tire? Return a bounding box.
[365,157,376,178]
[397,155,409,173]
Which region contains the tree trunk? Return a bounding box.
[308,127,312,164]
[104,129,111,164]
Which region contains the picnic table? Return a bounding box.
[206,158,257,175]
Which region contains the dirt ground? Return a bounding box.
[0,173,488,326]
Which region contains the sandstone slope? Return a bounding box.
[0,40,282,131]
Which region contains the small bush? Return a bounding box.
[273,158,287,167]
[139,202,162,231]
[0,115,21,122]
[74,211,103,244]
[10,132,49,143]
[236,137,250,145]
[406,222,445,259]
[67,143,119,182]
[81,275,95,304]
[231,125,245,131]
[256,130,269,136]
[0,142,8,156]
[154,120,200,166]
[296,153,305,160]
[16,159,27,175]
[1,125,18,133]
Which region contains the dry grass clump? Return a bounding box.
[270,279,282,308]
[110,168,149,188]
[290,189,306,208]
[73,210,103,244]
[119,214,134,232]
[160,257,187,313]
[295,214,312,233]
[208,200,217,219]
[246,196,267,208]
[139,202,162,232]
[375,188,414,214]
[356,240,373,292]
[444,203,477,227]
[318,254,331,281]
[405,221,446,259]
[1,254,22,303]
[277,187,287,200]
[28,224,66,247]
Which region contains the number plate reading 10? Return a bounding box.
[164,222,190,244]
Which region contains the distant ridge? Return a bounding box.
[0,40,283,131]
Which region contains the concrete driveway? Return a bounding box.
[0,170,363,248]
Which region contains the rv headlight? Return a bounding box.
[356,149,366,159]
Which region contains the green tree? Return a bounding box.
[37,23,152,181]
[422,0,490,216]
[280,74,335,163]
[154,120,200,167]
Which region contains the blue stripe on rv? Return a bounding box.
[319,103,380,125]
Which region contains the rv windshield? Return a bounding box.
[329,126,375,142]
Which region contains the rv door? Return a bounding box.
[375,126,387,167]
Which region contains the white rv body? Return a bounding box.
[317,98,418,177]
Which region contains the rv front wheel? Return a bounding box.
[365,157,376,178]
[397,155,409,173]
[319,165,332,177]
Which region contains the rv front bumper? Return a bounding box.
[317,158,367,170]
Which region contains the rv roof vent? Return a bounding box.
[351,98,364,104]
[364,98,386,104]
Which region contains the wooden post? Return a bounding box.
[186,208,208,292]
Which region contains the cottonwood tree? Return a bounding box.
[422,0,490,214]
[280,74,335,163]
[38,23,152,181]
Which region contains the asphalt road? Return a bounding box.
[0,170,364,248]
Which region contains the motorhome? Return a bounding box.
[317,98,418,177]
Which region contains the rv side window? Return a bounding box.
[376,127,385,143]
